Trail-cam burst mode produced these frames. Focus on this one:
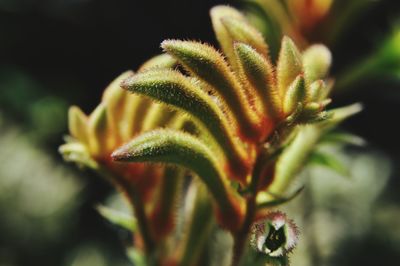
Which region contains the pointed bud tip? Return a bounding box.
[111,146,130,162]
[120,73,137,90]
[161,39,180,52]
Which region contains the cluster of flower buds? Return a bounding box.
[59,4,349,265]
[112,5,332,232]
[60,69,195,246]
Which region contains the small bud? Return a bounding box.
[141,103,177,132]
[210,5,247,71]
[250,211,299,257]
[221,16,269,58]
[283,74,306,115]
[234,43,282,121]
[298,102,327,123]
[102,71,133,142]
[88,103,112,157]
[302,44,332,82]
[308,80,325,101]
[138,53,177,72]
[120,95,153,141]
[277,36,303,98]
[68,106,89,144]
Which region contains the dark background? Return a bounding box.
[1,0,399,265]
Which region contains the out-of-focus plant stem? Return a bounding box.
[179,181,214,266]
[97,167,156,259]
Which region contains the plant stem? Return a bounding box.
[178,181,214,266]
[232,195,256,266]
[97,166,156,256]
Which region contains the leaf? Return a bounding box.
[126,248,147,266]
[161,40,262,142]
[277,36,303,98]
[318,103,363,131]
[256,186,304,209]
[111,129,245,231]
[96,205,136,232]
[320,131,366,146]
[309,151,349,177]
[121,69,251,183]
[234,42,281,120]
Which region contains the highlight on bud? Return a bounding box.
[302,44,332,82]
[111,129,245,231]
[277,36,303,98]
[210,5,248,71]
[234,42,281,120]
[250,211,299,257]
[221,16,269,58]
[283,74,306,115]
[138,53,177,72]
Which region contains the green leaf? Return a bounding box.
[111,129,244,231]
[277,36,303,99]
[319,103,363,131]
[256,187,304,209]
[161,40,262,142]
[96,205,136,232]
[309,151,349,177]
[234,42,281,120]
[126,248,147,266]
[121,69,250,182]
[320,131,366,146]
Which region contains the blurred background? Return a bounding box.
[0,0,399,265]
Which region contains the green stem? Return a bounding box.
[96,165,156,257]
[232,195,256,266]
[179,181,214,266]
